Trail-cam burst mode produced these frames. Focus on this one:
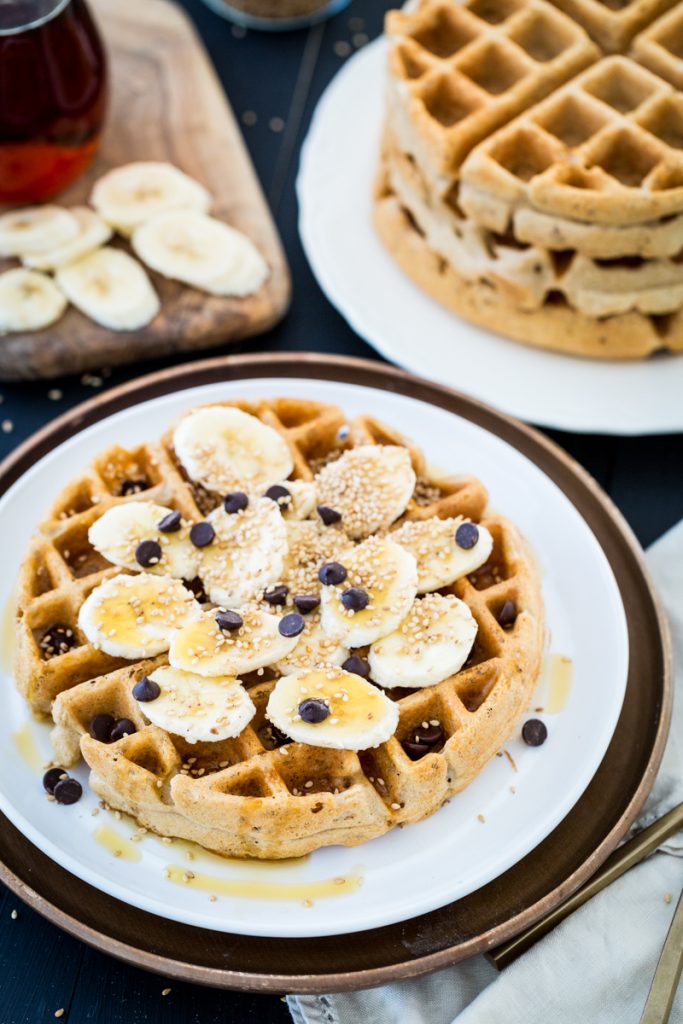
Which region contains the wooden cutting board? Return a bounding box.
[0,0,290,381]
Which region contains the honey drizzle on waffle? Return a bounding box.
[17,399,542,859]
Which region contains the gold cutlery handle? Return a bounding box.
[639,888,683,1024]
[489,801,683,970]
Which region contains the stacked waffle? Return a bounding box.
[15,399,543,858]
[375,0,683,358]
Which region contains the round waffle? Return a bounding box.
[15,398,543,859]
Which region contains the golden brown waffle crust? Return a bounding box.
[16,398,545,859]
[374,191,683,360]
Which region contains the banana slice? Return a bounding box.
[88,502,200,580]
[132,210,268,296]
[315,445,416,539]
[369,593,477,689]
[320,536,418,647]
[391,517,493,592]
[197,500,288,608]
[22,207,112,270]
[139,666,255,742]
[0,269,67,332]
[276,480,317,520]
[0,205,79,257]
[55,247,160,330]
[281,520,350,597]
[274,614,348,675]
[173,406,293,495]
[78,573,202,658]
[169,606,298,676]
[91,162,211,235]
[266,666,399,750]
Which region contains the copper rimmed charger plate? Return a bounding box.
[0,353,671,993]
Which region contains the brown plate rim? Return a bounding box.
[0,352,672,993]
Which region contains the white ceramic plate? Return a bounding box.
[297,39,683,436]
[0,377,628,937]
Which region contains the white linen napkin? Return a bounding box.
[288,520,683,1024]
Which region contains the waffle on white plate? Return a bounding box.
[15,399,543,858]
[375,0,683,359]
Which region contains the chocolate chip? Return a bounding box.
[158,510,181,533]
[497,600,517,628]
[317,505,341,526]
[318,561,347,586]
[135,539,162,567]
[132,676,161,702]
[264,585,288,606]
[190,521,215,548]
[183,577,207,603]
[298,698,330,723]
[455,522,479,550]
[522,719,547,747]
[53,777,82,804]
[216,609,243,632]
[223,491,249,514]
[119,478,148,496]
[279,612,305,637]
[264,484,291,508]
[341,654,370,678]
[90,713,115,742]
[402,741,430,760]
[43,767,67,794]
[39,625,75,658]
[110,718,137,742]
[401,723,444,760]
[341,587,369,612]
[414,724,443,746]
[294,594,320,614]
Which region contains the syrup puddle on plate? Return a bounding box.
[162,836,364,905]
[532,653,573,714]
[163,862,363,904]
[93,824,142,863]
[92,815,364,905]
[13,722,44,772]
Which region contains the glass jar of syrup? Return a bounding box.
[0,0,108,203]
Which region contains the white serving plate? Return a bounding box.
[297,38,683,436]
[0,377,628,937]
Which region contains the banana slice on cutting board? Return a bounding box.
[78,573,202,658]
[266,666,399,750]
[320,536,418,647]
[197,500,288,608]
[91,162,211,235]
[132,209,269,296]
[88,501,200,580]
[315,445,416,539]
[22,207,111,271]
[169,606,298,676]
[138,666,255,742]
[369,593,478,689]
[0,269,67,332]
[391,517,493,592]
[173,405,293,495]
[274,614,348,675]
[56,247,160,330]
[0,205,79,257]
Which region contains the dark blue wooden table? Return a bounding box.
[1,1,682,1020]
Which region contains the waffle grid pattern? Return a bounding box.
[377,0,683,357]
[16,401,541,858]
